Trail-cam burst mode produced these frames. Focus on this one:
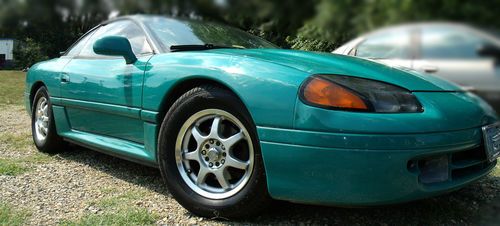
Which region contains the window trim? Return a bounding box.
[100,18,158,56]
[61,25,102,58]
[63,17,160,60]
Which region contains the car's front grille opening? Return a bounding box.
[409,145,492,185]
[451,146,486,164]
[418,155,449,184]
[451,162,487,179]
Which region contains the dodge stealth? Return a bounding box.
[25,15,500,218]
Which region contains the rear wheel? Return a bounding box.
[158,85,271,219]
[31,86,67,153]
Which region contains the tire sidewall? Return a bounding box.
[158,87,268,217]
[31,87,58,151]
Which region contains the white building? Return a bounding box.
[0,38,14,68]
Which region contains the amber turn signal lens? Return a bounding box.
[302,77,368,110]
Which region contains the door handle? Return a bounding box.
[421,65,439,73]
[61,73,70,83]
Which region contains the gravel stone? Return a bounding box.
[1,105,499,225]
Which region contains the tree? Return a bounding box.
[13,38,48,69]
[1,0,500,57]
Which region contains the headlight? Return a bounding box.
[299,74,423,113]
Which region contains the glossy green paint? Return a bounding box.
[293,92,498,134]
[142,50,308,128]
[59,56,152,144]
[51,104,157,166]
[25,16,499,206]
[93,36,138,64]
[25,57,72,104]
[142,49,469,129]
[260,140,496,205]
[257,125,483,150]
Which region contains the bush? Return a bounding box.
[13,38,48,70]
[287,35,336,52]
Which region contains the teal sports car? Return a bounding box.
[26,15,500,219]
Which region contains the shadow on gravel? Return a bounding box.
[56,146,170,198]
[56,146,500,225]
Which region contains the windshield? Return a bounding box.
[143,17,278,51]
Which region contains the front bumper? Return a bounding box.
[258,126,497,206]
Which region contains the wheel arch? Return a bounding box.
[29,81,46,111]
[156,76,252,124]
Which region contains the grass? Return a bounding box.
[0,133,33,151]
[94,190,148,209]
[493,164,500,177]
[0,152,52,176]
[59,189,160,225]
[60,208,158,226]
[0,132,52,176]
[0,203,30,226]
[0,159,29,176]
[0,157,52,176]
[0,70,25,106]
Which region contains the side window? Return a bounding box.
[65,29,97,57]
[355,28,412,59]
[421,26,493,59]
[79,20,152,57]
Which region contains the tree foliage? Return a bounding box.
[13,38,48,69]
[0,0,499,66]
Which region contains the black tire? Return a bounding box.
[158,85,271,219]
[31,86,68,153]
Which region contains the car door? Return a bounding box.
[60,20,154,144]
[412,25,500,93]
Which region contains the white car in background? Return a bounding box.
[333,22,500,113]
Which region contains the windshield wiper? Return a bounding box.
[170,44,241,52]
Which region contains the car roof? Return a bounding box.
[363,22,472,35]
[333,22,500,54]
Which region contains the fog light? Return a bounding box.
[418,155,449,184]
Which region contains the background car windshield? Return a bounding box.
[144,17,278,51]
[355,27,412,59]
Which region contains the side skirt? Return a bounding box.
[62,130,158,168]
[51,104,159,168]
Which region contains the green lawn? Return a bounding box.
[60,208,158,226]
[0,203,30,226]
[0,128,52,177]
[0,70,26,106]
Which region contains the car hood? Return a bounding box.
[209,48,462,91]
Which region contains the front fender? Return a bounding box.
[142,52,309,128]
[25,58,72,112]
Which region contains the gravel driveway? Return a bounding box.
[1,101,500,225]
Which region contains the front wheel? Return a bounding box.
[158,86,271,219]
[31,86,67,153]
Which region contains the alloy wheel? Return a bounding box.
[34,96,49,143]
[175,109,254,199]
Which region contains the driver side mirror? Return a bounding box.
[93,36,137,64]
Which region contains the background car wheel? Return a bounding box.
[31,86,67,153]
[158,85,271,219]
